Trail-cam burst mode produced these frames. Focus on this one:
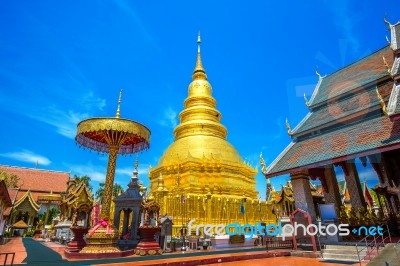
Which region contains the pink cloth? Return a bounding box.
[88,219,112,236]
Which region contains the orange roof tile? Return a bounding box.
[0,165,69,194]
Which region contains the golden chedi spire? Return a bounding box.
[149,34,259,206]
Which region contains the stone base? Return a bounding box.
[33,229,42,239]
[64,249,134,259]
[135,241,163,256]
[135,226,163,256]
[66,226,88,253]
[79,226,120,254]
[117,239,139,250]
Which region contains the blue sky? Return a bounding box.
[0,1,399,199]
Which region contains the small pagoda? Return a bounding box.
[113,158,144,250]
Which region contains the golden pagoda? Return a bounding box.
[149,34,273,232]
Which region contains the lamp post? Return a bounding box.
[181,193,187,251]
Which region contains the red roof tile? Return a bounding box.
[0,165,69,194]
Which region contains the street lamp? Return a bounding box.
[181,193,187,251]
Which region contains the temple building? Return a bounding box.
[0,165,69,228]
[148,35,273,232]
[266,179,324,219]
[263,18,400,229]
[264,20,400,228]
[0,180,12,236]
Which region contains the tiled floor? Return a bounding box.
[0,238,369,266]
[205,257,364,266]
[91,250,290,266]
[0,238,27,264]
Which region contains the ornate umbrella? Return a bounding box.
[74,90,150,255]
[75,90,150,221]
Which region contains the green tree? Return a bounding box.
[95,182,105,202]
[0,170,19,188]
[113,183,124,197]
[95,182,124,203]
[73,175,93,192]
[370,189,385,208]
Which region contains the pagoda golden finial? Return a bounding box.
[115,89,123,118]
[286,118,293,135]
[376,88,388,115]
[193,32,207,80]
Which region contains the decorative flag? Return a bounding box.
[240,200,245,215]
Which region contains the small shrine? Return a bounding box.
[113,158,144,250]
[135,196,163,256]
[58,179,93,255]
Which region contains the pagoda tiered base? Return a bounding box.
[135,226,163,256]
[65,226,134,259]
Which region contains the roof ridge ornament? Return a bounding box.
[259,152,268,175]
[285,118,293,136]
[382,56,392,75]
[304,93,309,107]
[376,88,388,115]
[315,66,326,80]
[384,15,393,30]
[115,89,123,118]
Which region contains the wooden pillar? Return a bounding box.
[324,166,342,209]
[122,209,129,236]
[290,170,317,221]
[113,207,121,230]
[339,161,365,211]
[130,209,139,241]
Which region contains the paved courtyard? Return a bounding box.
[0,237,372,266]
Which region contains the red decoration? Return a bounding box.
[88,219,112,236]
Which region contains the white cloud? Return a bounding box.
[80,91,106,111]
[159,107,178,129]
[30,108,89,139]
[116,164,150,177]
[0,150,51,165]
[325,2,361,54]
[69,163,105,182]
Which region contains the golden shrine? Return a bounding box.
[148,34,273,233]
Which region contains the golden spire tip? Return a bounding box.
[116,89,123,118]
[197,31,201,53]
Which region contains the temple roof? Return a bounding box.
[266,44,400,177]
[266,115,400,176]
[12,220,28,228]
[13,190,40,212]
[0,165,69,193]
[307,46,393,108]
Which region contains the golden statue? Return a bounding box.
[338,205,348,224]
[348,207,359,226]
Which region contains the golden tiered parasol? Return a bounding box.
[75,90,150,220]
[75,90,150,255]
